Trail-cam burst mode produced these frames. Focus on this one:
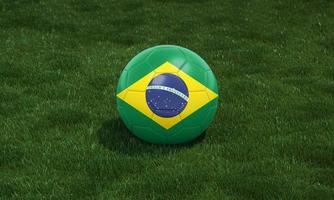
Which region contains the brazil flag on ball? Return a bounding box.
[116,45,218,144]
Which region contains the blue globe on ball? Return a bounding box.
[146,73,189,118]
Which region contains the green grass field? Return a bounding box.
[1,0,334,199]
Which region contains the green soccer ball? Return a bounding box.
[116,45,218,144]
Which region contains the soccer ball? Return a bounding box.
[116,45,218,144]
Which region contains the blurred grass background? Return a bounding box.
[0,0,334,199]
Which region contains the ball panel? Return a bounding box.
[132,125,167,144]
[117,94,151,126]
[179,47,210,71]
[205,70,219,93]
[116,70,128,93]
[178,47,218,93]
[124,47,155,71]
[118,94,170,144]
[179,61,207,87]
[180,91,213,129]
[168,126,202,144]
[199,98,219,130]
[167,98,218,143]
[147,116,173,141]
[126,60,153,87]
[145,45,186,69]
[117,100,134,131]
[123,91,153,125]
